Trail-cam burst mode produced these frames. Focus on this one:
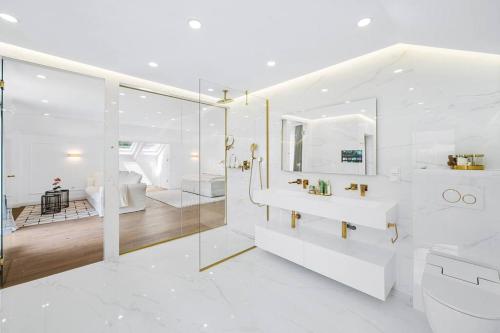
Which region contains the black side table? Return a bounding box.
[45,189,69,208]
[41,193,62,214]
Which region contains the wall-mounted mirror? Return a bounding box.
[281,98,376,175]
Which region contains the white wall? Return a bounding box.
[250,44,500,296]
[5,114,104,206]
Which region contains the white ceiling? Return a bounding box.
[1,0,499,93]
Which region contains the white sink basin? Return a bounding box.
[253,189,397,230]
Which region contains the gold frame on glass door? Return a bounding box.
[198,97,270,271]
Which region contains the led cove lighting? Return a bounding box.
[148,61,159,68]
[357,17,372,27]
[0,13,18,23]
[188,19,202,29]
[266,60,276,67]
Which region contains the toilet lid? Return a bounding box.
[423,267,500,320]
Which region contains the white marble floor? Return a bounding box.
[0,233,431,333]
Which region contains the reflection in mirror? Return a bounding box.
[281,98,376,175]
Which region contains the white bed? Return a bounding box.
[182,173,225,198]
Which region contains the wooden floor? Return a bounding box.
[3,196,225,288]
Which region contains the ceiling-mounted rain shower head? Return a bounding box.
[217,89,234,104]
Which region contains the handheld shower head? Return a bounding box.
[250,143,258,159]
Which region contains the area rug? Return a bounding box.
[146,189,225,208]
[15,200,98,228]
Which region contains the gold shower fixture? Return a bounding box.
[217,89,234,104]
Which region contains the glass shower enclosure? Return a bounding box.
[198,80,269,271]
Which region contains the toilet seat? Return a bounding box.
[423,253,500,320]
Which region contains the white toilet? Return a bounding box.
[422,251,500,333]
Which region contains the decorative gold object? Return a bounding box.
[448,154,484,170]
[302,179,309,189]
[288,178,302,185]
[453,165,484,170]
[360,184,368,197]
[307,189,332,196]
[387,223,398,244]
[345,183,358,191]
[291,211,301,229]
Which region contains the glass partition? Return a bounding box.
[199,80,268,270]
[1,58,105,287]
[118,87,208,253]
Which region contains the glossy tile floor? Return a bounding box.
[0,231,431,333]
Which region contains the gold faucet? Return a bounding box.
[288,178,302,185]
[345,183,358,191]
[360,184,368,197]
[341,221,356,239]
[291,211,301,228]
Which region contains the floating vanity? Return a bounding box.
[253,189,398,300]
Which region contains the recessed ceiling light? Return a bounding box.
[321,88,328,93]
[266,60,276,67]
[0,13,18,24]
[140,95,146,99]
[360,109,366,113]
[171,118,176,121]
[209,123,215,127]
[321,115,327,118]
[111,101,117,105]
[202,107,208,111]
[357,17,372,28]
[148,61,159,68]
[207,88,214,92]
[409,87,415,91]
[119,92,125,96]
[41,99,49,104]
[43,113,50,117]
[345,100,351,104]
[119,110,125,113]
[244,115,249,118]
[156,111,162,114]
[393,68,404,74]
[151,125,156,128]
[417,102,424,105]
[188,19,202,30]
[36,74,46,79]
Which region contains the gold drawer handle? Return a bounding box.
[387,223,398,244]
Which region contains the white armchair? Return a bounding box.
[85,171,147,216]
